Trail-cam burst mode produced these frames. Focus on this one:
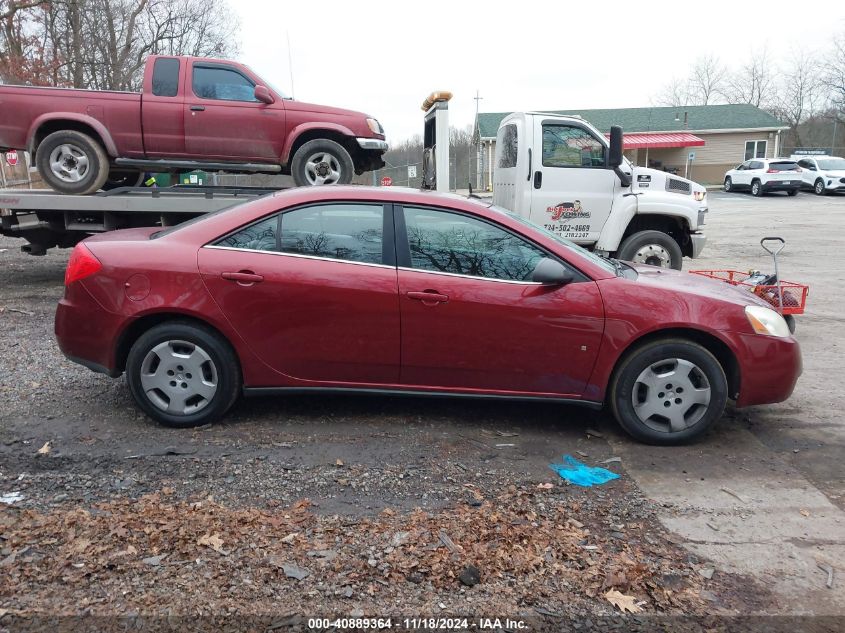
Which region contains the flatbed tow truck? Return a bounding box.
[0,185,280,255]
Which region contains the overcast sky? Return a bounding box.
[236,0,845,143]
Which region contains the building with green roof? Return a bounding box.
[474,104,789,186]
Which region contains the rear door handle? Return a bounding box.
[221,271,264,284]
[190,105,206,111]
[407,290,448,304]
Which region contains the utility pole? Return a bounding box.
[473,90,483,189]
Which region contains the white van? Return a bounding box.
[492,112,708,269]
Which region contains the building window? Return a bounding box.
[744,140,767,161]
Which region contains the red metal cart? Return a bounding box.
[690,237,808,332]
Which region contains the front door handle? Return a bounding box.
[190,105,206,111]
[221,271,264,285]
[407,290,448,304]
[533,170,543,189]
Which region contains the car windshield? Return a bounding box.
[486,204,618,275]
[818,158,845,170]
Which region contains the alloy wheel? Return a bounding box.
[304,152,342,185]
[48,143,90,183]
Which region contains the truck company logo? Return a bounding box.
[546,200,590,221]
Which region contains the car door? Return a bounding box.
[142,57,186,156]
[197,202,400,384]
[395,205,605,396]
[528,119,617,245]
[748,160,764,185]
[732,161,749,187]
[798,159,817,188]
[184,61,286,161]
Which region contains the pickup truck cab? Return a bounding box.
[493,113,707,269]
[0,55,387,194]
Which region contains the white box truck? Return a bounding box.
[492,112,708,269]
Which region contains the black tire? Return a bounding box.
[616,230,683,270]
[102,168,145,191]
[290,139,354,186]
[126,321,241,428]
[723,176,732,192]
[784,314,796,334]
[35,130,109,195]
[609,338,728,445]
[751,179,763,197]
[814,179,826,195]
[787,188,798,197]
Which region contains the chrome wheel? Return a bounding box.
[48,143,90,183]
[139,340,218,415]
[630,243,671,267]
[751,181,761,196]
[631,358,711,433]
[724,177,732,192]
[304,152,341,185]
[815,179,825,195]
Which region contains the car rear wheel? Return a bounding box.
[610,339,728,445]
[723,176,732,192]
[814,179,826,195]
[787,188,798,197]
[126,322,241,428]
[291,139,354,186]
[35,130,109,195]
[616,230,683,270]
[751,180,763,196]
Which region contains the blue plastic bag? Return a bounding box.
[549,455,620,487]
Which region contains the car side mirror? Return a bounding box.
[532,257,573,285]
[608,125,624,168]
[254,84,274,104]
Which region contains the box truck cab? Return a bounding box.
[492,112,707,269]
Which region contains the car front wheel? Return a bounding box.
[291,139,354,186]
[126,322,241,428]
[609,339,728,445]
[814,179,826,195]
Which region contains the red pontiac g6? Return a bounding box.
[55,187,801,444]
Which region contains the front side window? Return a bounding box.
[496,123,519,168]
[542,124,606,168]
[193,65,257,102]
[403,206,546,282]
[744,140,767,161]
[279,204,384,265]
[152,58,180,97]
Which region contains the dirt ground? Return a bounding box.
[0,189,843,631]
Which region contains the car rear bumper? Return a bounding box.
[762,180,800,191]
[731,332,802,407]
[55,283,124,377]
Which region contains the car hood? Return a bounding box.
[284,99,370,120]
[822,169,845,177]
[627,264,775,309]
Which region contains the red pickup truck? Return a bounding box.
[0,55,387,194]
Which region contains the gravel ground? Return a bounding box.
[0,200,798,631]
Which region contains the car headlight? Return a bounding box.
[693,191,706,202]
[366,118,383,135]
[745,305,791,337]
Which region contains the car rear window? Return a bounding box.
[769,161,799,171]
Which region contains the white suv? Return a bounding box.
[724,158,802,196]
[792,155,845,195]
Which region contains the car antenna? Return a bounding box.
[468,182,481,199]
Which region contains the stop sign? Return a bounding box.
[5,150,18,167]
[381,176,392,187]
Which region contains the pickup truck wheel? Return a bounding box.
[126,322,241,428]
[616,230,683,270]
[102,169,145,191]
[609,339,728,445]
[291,139,354,186]
[36,130,109,195]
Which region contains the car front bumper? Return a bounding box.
[731,332,802,407]
[356,137,389,151]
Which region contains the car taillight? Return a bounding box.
[766,169,778,173]
[64,243,102,285]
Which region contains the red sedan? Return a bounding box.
[55,186,801,444]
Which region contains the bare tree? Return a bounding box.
[654,76,691,107]
[771,49,824,148]
[725,47,777,108]
[688,54,727,105]
[1,0,239,89]
[827,31,845,113]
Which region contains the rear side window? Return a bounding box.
[217,216,278,251]
[152,58,180,97]
[193,65,256,102]
[280,204,384,264]
[403,206,546,282]
[496,124,519,168]
[749,161,764,170]
[769,162,799,171]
